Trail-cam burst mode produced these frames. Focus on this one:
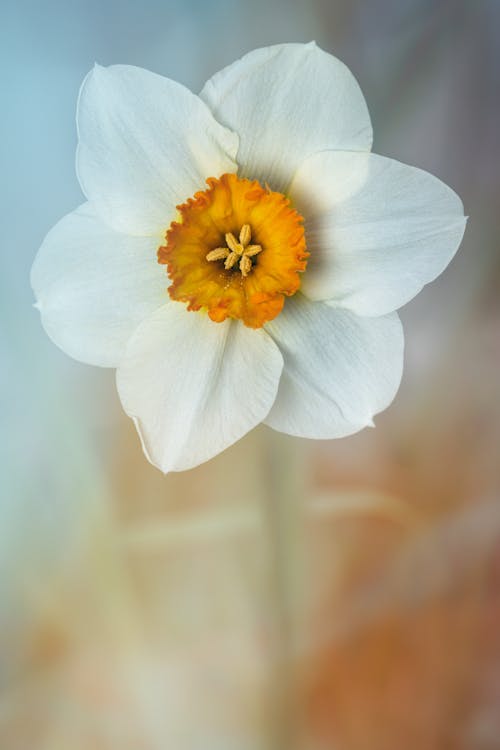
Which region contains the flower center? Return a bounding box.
[158,173,308,328]
[206,224,263,277]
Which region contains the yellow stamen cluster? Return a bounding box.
[206,224,263,277]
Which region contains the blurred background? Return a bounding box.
[2,0,500,748]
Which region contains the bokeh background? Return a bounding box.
[2,0,500,748]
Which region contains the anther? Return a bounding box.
[224,252,239,270]
[206,247,229,262]
[245,244,263,258]
[225,233,239,253]
[239,224,252,247]
[240,255,252,277]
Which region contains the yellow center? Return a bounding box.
[158,173,308,328]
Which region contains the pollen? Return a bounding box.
[158,173,308,328]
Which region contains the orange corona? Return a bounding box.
[158,173,308,328]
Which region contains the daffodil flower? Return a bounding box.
[31,43,466,473]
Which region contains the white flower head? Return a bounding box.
[31,43,466,473]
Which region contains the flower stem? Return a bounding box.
[261,428,306,750]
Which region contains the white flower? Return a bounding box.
[31,43,466,473]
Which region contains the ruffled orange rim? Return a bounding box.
[158,173,308,328]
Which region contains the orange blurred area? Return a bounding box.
[302,496,500,750]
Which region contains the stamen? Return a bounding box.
[206,247,230,262]
[225,232,239,253]
[244,244,263,258]
[239,255,252,277]
[239,224,252,247]
[207,223,263,277]
[224,252,239,270]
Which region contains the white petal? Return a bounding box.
[264,295,403,438]
[291,151,466,316]
[200,42,372,194]
[116,305,284,473]
[31,204,168,367]
[77,64,239,235]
